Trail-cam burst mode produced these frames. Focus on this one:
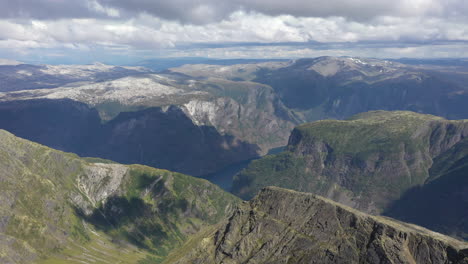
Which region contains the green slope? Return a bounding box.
[232,111,468,215]
[0,130,239,263]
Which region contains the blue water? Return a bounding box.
[202,146,286,191]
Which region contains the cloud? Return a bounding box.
[0,0,466,62]
[1,0,466,24]
[0,0,92,20]
[1,12,467,48]
[102,0,468,24]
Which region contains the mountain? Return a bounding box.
[384,137,468,238]
[132,57,288,71]
[0,70,297,176]
[166,187,468,264]
[232,111,468,218]
[0,62,152,92]
[0,56,467,179]
[172,56,468,120]
[0,99,264,176]
[0,129,239,263]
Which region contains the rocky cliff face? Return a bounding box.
[233,111,468,215]
[167,187,468,264]
[0,129,239,263]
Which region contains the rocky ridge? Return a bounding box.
[167,187,468,264]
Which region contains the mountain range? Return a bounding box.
[232,110,468,239]
[1,129,468,263]
[0,56,467,179]
[0,57,468,263]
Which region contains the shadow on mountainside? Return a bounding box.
[384,163,468,240]
[0,99,260,176]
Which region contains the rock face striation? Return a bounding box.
[0,129,239,263]
[168,187,468,264]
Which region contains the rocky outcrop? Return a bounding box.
[168,187,468,264]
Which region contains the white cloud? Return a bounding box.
[0,0,467,61]
[2,11,467,48]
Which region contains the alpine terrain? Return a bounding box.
[166,187,468,264]
[0,56,467,178]
[232,111,468,239]
[0,129,239,263]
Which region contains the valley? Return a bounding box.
[0,56,467,179]
[0,57,467,263]
[3,0,468,262]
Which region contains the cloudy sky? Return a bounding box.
[0,0,467,64]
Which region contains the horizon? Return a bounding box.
[2,55,468,66]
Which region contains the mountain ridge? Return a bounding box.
[166,186,468,264]
[0,129,239,263]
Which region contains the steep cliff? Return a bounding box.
[384,137,468,239]
[167,187,468,264]
[233,111,468,215]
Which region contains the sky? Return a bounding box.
[0,0,467,64]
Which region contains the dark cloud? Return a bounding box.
[0,0,99,19]
[97,0,396,24]
[1,0,466,24]
[98,0,467,24]
[98,0,233,24]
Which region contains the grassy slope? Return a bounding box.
[0,130,239,263]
